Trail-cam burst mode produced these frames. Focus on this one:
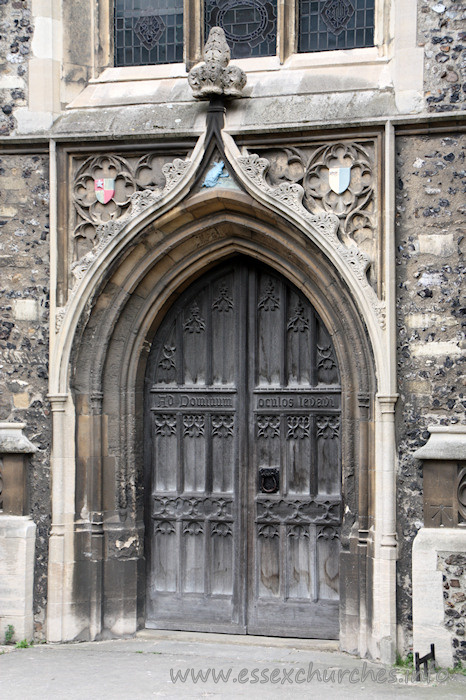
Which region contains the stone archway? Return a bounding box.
[48,190,378,654]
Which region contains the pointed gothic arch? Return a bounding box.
[47,186,380,651]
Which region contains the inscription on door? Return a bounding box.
[144,261,341,637]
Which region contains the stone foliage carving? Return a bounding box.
[237,153,342,245]
[72,153,191,262]
[188,27,247,99]
[59,153,193,333]
[243,143,377,257]
[237,150,386,328]
[55,306,66,333]
[304,142,374,247]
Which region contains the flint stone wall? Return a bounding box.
[418,0,466,112]
[0,152,50,638]
[395,131,466,649]
[439,552,466,664]
[0,0,32,136]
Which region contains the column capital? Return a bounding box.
[376,394,399,413]
[47,393,69,412]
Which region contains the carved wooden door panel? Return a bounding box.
[246,270,341,638]
[145,260,341,637]
[145,265,245,632]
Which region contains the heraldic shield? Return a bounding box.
[94,178,115,204]
[328,166,351,195]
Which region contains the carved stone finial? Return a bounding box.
[188,27,246,99]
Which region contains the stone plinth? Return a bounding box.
[0,516,36,642]
[412,528,466,668]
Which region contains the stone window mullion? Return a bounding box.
[277,0,297,64]
[185,0,204,70]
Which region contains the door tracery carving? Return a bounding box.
[145,260,342,637]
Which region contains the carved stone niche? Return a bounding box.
[413,426,466,528]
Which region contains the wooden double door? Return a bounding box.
[145,259,341,638]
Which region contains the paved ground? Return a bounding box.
[1,631,466,699]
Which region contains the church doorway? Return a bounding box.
[144,258,341,638]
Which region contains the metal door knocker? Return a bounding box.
[259,467,280,494]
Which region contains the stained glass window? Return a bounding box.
[114,0,184,66]
[205,0,277,60]
[298,0,374,53]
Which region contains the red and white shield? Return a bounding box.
[94,178,115,204]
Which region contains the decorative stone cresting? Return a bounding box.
[237,154,386,328]
[188,27,246,99]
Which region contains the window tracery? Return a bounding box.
[113,0,375,67]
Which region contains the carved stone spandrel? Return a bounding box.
[71,152,192,265]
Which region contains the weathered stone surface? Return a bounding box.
[0,422,37,453]
[0,515,36,642]
[418,0,466,112]
[413,425,466,459]
[188,27,246,99]
[395,131,466,650]
[0,153,50,639]
[413,528,466,668]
